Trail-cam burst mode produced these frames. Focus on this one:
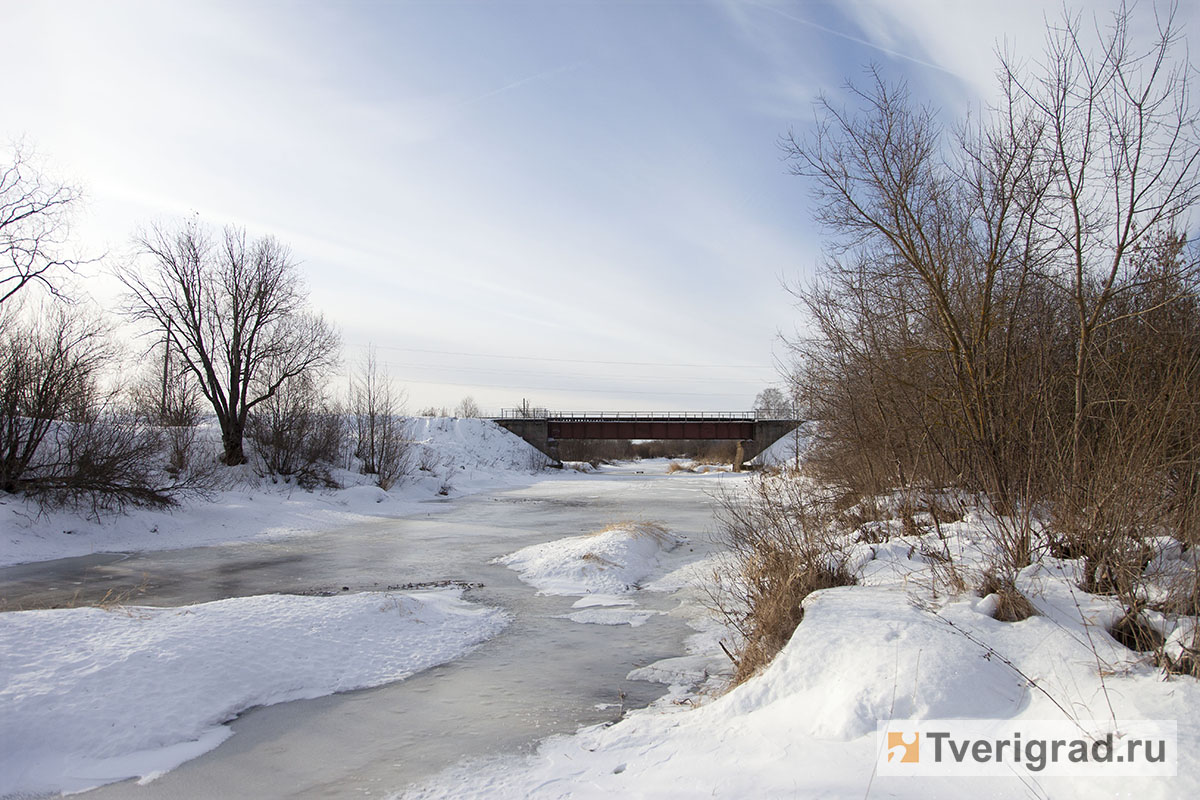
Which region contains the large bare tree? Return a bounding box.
[1004,3,1200,484]
[0,142,82,306]
[117,219,340,465]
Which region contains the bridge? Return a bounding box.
[493,411,801,468]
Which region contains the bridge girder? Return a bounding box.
[493,416,800,467]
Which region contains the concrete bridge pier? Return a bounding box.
[494,418,560,463]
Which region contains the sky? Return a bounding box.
[4,0,1195,414]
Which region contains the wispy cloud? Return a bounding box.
[460,61,585,107]
[744,0,957,77]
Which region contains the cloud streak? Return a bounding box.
[744,0,957,77]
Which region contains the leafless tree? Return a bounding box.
[128,342,207,476]
[455,395,481,418]
[0,303,180,511]
[352,346,410,489]
[752,387,791,418]
[1003,3,1200,486]
[247,371,344,489]
[117,219,340,465]
[780,2,1199,575]
[0,303,107,493]
[0,142,82,306]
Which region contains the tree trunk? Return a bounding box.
[222,420,247,466]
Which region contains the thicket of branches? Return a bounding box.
[350,347,410,490]
[0,302,198,513]
[0,146,192,514]
[784,5,1200,583]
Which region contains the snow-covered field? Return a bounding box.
[0,588,507,797]
[405,491,1200,799]
[0,417,551,568]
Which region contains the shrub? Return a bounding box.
[351,348,411,490]
[708,473,856,684]
[0,304,191,514]
[246,374,343,489]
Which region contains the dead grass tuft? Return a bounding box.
[707,475,856,685]
[978,571,1038,622]
[593,520,672,544]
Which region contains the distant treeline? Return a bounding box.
[557,439,740,464]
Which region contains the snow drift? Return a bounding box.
[0,589,507,796]
[498,522,685,596]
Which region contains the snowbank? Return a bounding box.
[0,589,507,796]
[406,417,551,490]
[750,426,808,468]
[497,522,685,596]
[0,417,550,567]
[407,496,1200,799]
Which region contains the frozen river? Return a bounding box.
[0,463,740,798]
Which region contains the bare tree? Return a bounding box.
[128,341,207,476]
[0,303,179,512]
[1003,3,1200,486]
[352,346,410,489]
[752,387,791,418]
[0,303,107,493]
[780,2,1200,579]
[455,395,481,418]
[117,219,340,465]
[0,142,82,305]
[247,371,344,489]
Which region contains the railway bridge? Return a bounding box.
[493,411,800,468]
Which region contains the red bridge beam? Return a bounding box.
[547,419,756,440]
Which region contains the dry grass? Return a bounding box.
[707,475,856,685]
[977,570,1038,622]
[593,520,672,543]
[0,573,151,613]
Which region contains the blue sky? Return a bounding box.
[5,0,1193,413]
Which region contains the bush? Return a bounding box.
[708,474,856,684]
[247,374,343,489]
[351,348,411,490]
[0,304,187,513]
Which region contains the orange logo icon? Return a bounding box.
[887,731,920,763]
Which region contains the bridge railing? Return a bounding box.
[496,409,796,421]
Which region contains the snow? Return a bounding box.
[497,521,685,597]
[0,588,507,797]
[0,417,550,568]
[750,425,808,468]
[405,491,1200,800]
[5,419,1197,799]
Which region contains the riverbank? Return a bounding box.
[0,417,554,568]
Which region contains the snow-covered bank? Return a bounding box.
[0,588,507,796]
[0,417,550,568]
[405,493,1200,799]
[498,521,685,597]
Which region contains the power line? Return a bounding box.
[374,360,768,385]
[356,343,777,370]
[391,375,755,398]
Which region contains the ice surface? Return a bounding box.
[0,589,506,796]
